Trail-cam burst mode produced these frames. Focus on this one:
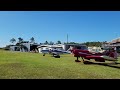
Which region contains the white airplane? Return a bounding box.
[41,47,71,58]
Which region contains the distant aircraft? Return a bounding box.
[71,47,118,63]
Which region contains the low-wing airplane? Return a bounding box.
[71,47,118,63]
[41,48,71,58]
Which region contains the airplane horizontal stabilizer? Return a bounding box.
[101,56,118,61]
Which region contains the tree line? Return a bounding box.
[10,37,35,44]
[10,37,63,45]
[10,37,106,47]
[82,41,107,47]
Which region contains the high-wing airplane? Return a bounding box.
[71,47,118,63]
[41,48,71,58]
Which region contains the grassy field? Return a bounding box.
[0,50,120,79]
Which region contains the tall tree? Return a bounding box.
[44,41,49,45]
[30,37,35,43]
[49,41,54,45]
[10,38,16,45]
[56,40,61,44]
[18,37,23,43]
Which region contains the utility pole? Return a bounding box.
[67,34,68,44]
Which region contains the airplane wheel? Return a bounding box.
[83,61,93,64]
[54,55,60,58]
[95,59,100,62]
[58,56,60,58]
[95,59,105,62]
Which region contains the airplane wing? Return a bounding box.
[52,52,59,55]
[100,55,118,61]
[52,49,71,54]
[85,55,118,61]
[61,50,71,54]
[41,50,50,54]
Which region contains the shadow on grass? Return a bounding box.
[42,55,61,58]
[43,54,71,58]
[83,61,120,69]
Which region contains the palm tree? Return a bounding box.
[49,41,54,45]
[18,37,23,43]
[56,40,61,44]
[44,41,49,45]
[10,38,16,45]
[30,37,35,43]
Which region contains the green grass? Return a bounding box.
[0,50,120,79]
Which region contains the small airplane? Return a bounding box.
[71,47,118,63]
[41,48,71,58]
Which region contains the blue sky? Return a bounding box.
[0,11,120,47]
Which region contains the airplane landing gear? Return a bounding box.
[43,53,45,56]
[75,57,81,62]
[54,55,60,58]
[81,57,85,62]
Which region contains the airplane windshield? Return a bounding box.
[76,46,88,50]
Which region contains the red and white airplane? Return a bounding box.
[70,47,118,63]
